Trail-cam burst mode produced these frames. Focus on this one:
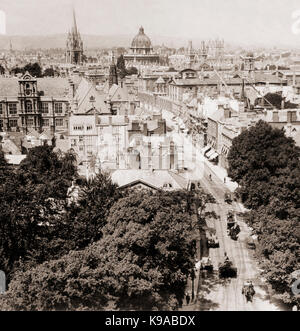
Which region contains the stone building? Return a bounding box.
[66,9,84,65]
[124,27,160,65]
[0,72,70,134]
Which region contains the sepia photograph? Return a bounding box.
[0,0,299,315]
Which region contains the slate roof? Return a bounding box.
[0,77,70,98]
[111,169,188,190]
[74,78,109,114]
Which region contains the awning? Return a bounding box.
[209,152,219,161]
[202,146,211,154]
[206,149,215,158]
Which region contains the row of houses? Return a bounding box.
[206,104,300,169]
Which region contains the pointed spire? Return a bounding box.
[72,7,78,35]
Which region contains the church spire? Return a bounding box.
[72,7,78,35]
[65,6,84,65]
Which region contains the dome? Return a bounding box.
[131,27,152,49]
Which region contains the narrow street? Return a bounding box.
[194,166,282,311]
[161,109,283,311]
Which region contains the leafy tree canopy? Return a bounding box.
[0,190,198,311]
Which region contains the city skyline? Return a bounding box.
[1,0,300,48]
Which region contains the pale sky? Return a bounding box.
[1,0,300,46]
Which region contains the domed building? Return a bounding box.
[124,27,160,65]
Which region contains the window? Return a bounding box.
[9,119,18,127]
[26,101,32,111]
[54,103,63,114]
[41,103,49,114]
[79,146,84,151]
[42,119,49,127]
[71,139,77,147]
[0,103,2,114]
[79,136,84,142]
[86,125,92,131]
[27,118,34,126]
[8,103,17,115]
[55,118,64,127]
[0,120,3,127]
[73,125,84,131]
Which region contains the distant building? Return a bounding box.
[66,9,84,65]
[124,27,160,65]
[0,72,70,134]
[108,53,118,88]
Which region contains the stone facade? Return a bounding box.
[0,73,70,134]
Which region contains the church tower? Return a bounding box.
[187,40,196,69]
[66,8,84,65]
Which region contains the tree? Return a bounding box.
[10,66,24,76]
[61,172,122,250]
[127,67,138,75]
[0,65,5,75]
[0,146,78,280]
[244,208,300,305]
[116,54,127,79]
[101,190,197,310]
[228,120,300,210]
[264,93,298,109]
[43,68,57,77]
[17,145,77,200]
[228,120,300,306]
[0,190,198,311]
[0,248,110,311]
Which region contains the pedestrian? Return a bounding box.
[209,174,212,181]
[186,293,191,305]
[224,177,226,183]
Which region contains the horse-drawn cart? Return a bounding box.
[218,258,237,278]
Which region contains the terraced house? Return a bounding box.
[0,72,71,134]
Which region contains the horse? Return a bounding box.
[242,285,255,303]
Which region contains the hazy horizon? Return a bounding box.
[1,0,300,48]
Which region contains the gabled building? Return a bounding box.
[0,72,70,134]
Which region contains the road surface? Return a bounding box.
[160,108,283,311]
[194,167,283,311]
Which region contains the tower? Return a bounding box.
[109,52,118,88]
[66,8,84,65]
[199,41,208,62]
[187,40,196,68]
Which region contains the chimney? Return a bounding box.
[148,142,152,170]
[70,82,75,98]
[159,143,162,170]
[293,71,296,86]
